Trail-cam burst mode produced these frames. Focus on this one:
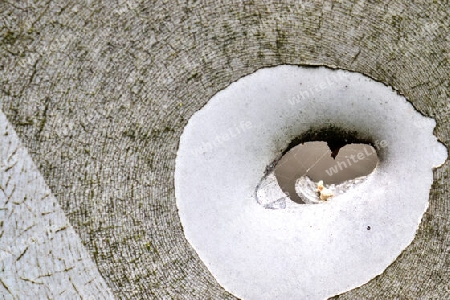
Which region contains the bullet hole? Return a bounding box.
[272,126,382,204]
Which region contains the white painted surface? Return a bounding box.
[175,66,447,300]
[0,111,114,299]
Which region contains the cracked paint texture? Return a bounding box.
[0,111,113,299]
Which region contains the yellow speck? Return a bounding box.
[317,180,333,201]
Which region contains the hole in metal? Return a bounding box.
[274,141,380,203]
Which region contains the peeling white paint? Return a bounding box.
[0,111,114,299]
[175,66,447,300]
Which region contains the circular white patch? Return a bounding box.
[175,66,447,299]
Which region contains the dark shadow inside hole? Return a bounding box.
[271,126,380,204]
[282,126,375,158]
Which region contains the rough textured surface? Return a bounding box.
[0,112,114,299]
[0,0,449,299]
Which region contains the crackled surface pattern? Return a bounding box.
[1,0,449,299]
[0,112,114,299]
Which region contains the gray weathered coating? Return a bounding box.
[1,0,449,299]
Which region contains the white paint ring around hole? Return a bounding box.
[175,66,447,300]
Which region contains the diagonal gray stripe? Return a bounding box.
[1,0,449,299]
[0,111,114,299]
